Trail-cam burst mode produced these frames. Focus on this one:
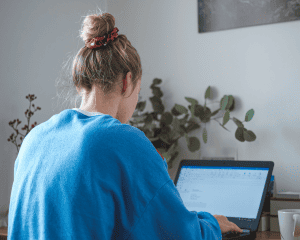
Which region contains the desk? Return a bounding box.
[255,232,281,239]
[0,227,281,239]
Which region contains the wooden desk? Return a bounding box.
[255,231,281,239]
[0,227,281,239]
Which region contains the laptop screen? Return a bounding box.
[176,166,269,219]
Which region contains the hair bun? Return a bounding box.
[80,13,116,44]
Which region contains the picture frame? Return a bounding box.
[198,0,300,33]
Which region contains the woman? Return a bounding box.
[8,11,242,240]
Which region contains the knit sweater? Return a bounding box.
[8,108,222,240]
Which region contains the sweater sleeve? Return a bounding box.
[128,179,222,240]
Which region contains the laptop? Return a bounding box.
[173,159,274,240]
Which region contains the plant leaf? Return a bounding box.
[199,107,211,123]
[152,86,163,98]
[194,104,204,117]
[174,104,188,115]
[153,78,162,85]
[222,110,230,126]
[185,97,198,106]
[130,115,147,123]
[205,86,213,99]
[243,129,256,142]
[171,106,181,116]
[189,105,195,118]
[136,101,146,112]
[186,121,200,133]
[150,96,164,114]
[161,112,173,125]
[220,95,229,110]
[233,117,244,128]
[172,117,185,136]
[162,151,172,162]
[187,136,200,152]
[227,95,234,110]
[235,127,245,142]
[161,126,171,135]
[145,114,153,124]
[245,109,254,122]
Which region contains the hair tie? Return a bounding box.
[86,27,119,50]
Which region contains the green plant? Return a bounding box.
[129,78,256,170]
[7,94,41,154]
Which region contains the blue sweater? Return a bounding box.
[8,108,222,240]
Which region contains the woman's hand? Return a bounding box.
[213,215,243,234]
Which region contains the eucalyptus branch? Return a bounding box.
[130,79,256,169]
[211,116,244,122]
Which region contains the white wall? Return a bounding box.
[1,0,300,214]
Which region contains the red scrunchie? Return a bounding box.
[87,27,119,50]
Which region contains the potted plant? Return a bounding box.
[5,94,42,219]
[129,78,256,170]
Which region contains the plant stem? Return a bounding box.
[12,126,26,137]
[11,134,19,153]
[212,118,223,125]
[26,100,31,135]
[211,116,245,123]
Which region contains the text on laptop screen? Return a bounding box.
[176,166,269,219]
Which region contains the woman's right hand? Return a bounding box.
[213,215,243,234]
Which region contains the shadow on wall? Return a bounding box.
[281,126,300,157]
[243,128,279,159]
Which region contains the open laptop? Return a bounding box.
[173,159,274,240]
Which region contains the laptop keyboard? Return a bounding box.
[222,231,242,238]
[222,229,250,239]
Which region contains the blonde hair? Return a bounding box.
[52,8,142,111]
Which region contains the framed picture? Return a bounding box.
[198,0,300,33]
